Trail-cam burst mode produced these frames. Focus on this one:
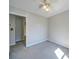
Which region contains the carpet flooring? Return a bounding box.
[10,41,69,59]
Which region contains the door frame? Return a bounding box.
[9,12,27,47]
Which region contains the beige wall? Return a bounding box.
[48,11,69,48]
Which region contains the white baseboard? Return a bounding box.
[10,42,15,46]
[26,39,47,47]
[48,40,69,48]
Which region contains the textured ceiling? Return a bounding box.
[9,0,69,17]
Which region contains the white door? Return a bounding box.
[15,16,22,42]
[9,14,15,46]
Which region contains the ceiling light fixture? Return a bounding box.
[39,0,51,12]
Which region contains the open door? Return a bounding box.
[9,14,15,46]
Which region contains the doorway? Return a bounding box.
[9,14,26,47]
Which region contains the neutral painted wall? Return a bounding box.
[10,7,48,47]
[27,14,48,47]
[48,11,69,48]
[10,6,68,48]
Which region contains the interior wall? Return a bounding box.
[10,6,69,48]
[48,11,69,48]
[10,7,48,47]
[27,14,48,47]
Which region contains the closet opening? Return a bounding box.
[9,14,26,47]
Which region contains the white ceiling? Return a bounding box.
[9,0,69,18]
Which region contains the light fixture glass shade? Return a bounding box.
[42,5,50,11]
[45,8,50,11]
[42,5,47,9]
[39,0,51,12]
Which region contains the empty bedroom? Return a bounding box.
[9,0,69,59]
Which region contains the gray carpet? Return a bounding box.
[10,41,69,59]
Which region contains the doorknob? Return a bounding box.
[10,28,13,31]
